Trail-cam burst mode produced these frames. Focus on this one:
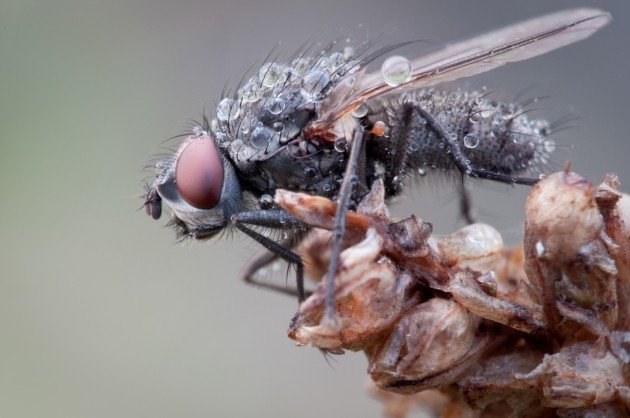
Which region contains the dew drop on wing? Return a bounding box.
[381,55,412,87]
[351,102,369,118]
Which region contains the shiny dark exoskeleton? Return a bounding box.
[143,9,611,321]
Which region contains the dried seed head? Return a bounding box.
[368,298,481,393]
[280,170,629,417]
[525,171,619,341]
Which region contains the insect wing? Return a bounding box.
[316,8,611,128]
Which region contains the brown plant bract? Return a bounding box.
[276,171,630,417]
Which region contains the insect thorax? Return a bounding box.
[210,52,359,197]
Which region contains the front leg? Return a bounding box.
[232,209,309,303]
[240,232,312,300]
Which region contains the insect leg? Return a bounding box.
[459,175,476,225]
[324,126,366,321]
[410,104,539,186]
[234,209,306,230]
[240,232,312,299]
[232,210,308,302]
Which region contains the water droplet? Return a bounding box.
[250,125,272,149]
[239,117,254,135]
[301,69,330,100]
[305,167,317,178]
[215,131,229,146]
[343,76,356,89]
[468,113,481,124]
[260,62,285,87]
[240,82,261,103]
[292,58,310,74]
[191,125,205,137]
[327,52,344,70]
[259,194,274,209]
[272,121,284,132]
[538,173,547,180]
[544,140,556,153]
[417,168,427,177]
[334,137,347,152]
[381,55,412,87]
[474,95,485,106]
[217,98,239,122]
[268,97,286,115]
[230,139,243,154]
[351,102,368,118]
[449,132,458,140]
[343,46,355,60]
[316,56,330,70]
[463,133,479,149]
[503,154,516,167]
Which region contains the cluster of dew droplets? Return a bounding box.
[235,47,358,111]
[211,46,364,149]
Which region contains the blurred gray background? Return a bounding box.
[1,1,628,417]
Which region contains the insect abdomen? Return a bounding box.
[367,89,555,189]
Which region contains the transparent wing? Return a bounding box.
[316,8,611,128]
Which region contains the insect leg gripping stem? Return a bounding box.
[324,126,366,322]
[232,212,307,303]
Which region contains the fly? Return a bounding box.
[143,9,611,322]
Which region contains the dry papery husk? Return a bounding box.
[276,170,630,418]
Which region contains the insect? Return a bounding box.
[143,9,611,324]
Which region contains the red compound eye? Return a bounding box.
[175,135,224,209]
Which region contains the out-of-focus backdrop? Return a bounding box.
[1,1,628,417]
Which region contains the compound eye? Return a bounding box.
[175,135,224,209]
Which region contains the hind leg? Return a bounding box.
[459,175,476,225]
